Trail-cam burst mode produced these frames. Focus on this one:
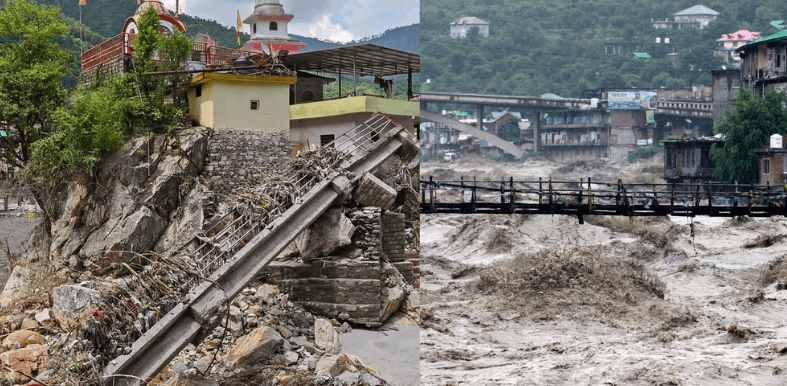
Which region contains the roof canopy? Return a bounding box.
[738,30,787,52]
[283,44,420,77]
[674,5,719,16]
[718,30,760,41]
[450,17,489,25]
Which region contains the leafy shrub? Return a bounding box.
[24,86,129,190]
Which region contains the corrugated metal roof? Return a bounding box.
[282,43,419,77]
[634,53,651,58]
[674,5,719,16]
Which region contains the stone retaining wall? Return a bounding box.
[205,129,291,194]
[267,259,384,326]
[79,56,130,86]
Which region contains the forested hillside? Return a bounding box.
[421,0,787,98]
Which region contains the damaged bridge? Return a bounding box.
[104,115,416,385]
[421,177,787,222]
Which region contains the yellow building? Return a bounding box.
[187,73,296,131]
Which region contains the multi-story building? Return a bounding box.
[714,30,760,65]
[737,30,787,96]
[449,17,489,39]
[652,5,719,30]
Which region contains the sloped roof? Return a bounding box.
[717,30,760,42]
[634,53,651,58]
[674,5,719,16]
[282,43,420,77]
[737,30,787,52]
[450,17,489,25]
[771,20,786,29]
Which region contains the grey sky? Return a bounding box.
[161,0,419,42]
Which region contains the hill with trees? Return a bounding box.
[421,0,787,98]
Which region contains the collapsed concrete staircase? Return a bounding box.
[105,114,416,385]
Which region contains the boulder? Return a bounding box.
[293,208,355,261]
[314,318,341,355]
[284,351,299,365]
[315,355,347,377]
[1,266,33,299]
[380,263,408,322]
[34,309,54,328]
[256,284,279,304]
[223,326,283,370]
[20,318,37,331]
[163,372,218,386]
[81,206,167,263]
[0,344,48,384]
[51,284,100,328]
[2,330,45,349]
[155,187,205,252]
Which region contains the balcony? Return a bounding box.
[290,96,418,121]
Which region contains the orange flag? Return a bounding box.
[236,10,242,46]
[79,0,86,5]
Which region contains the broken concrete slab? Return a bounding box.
[354,173,396,210]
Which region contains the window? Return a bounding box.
[320,134,335,146]
[253,23,257,34]
[270,21,278,31]
[195,85,202,98]
[669,153,676,169]
[250,100,259,110]
[302,91,314,102]
[763,158,771,175]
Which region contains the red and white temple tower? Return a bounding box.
[240,0,307,54]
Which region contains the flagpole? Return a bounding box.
[79,2,84,57]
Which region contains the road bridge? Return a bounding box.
[420,92,596,155]
[421,177,787,223]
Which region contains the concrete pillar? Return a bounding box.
[533,112,541,153]
[475,105,484,132]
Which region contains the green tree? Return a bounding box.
[0,0,71,170]
[711,87,787,184]
[132,6,161,96]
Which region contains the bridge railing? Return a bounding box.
[420,177,787,218]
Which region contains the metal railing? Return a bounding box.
[421,177,787,218]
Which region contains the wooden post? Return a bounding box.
[510,176,515,213]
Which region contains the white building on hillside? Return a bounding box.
[450,17,489,38]
[653,5,719,30]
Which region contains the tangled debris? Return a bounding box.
[472,246,671,325]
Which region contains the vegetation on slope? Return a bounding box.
[421,0,787,98]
